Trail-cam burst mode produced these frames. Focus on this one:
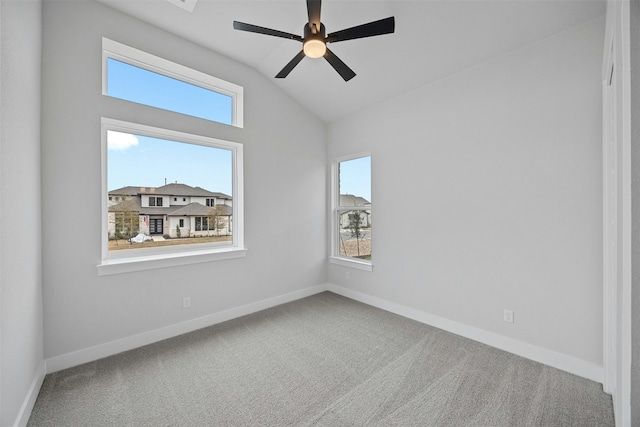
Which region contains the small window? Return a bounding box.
[179,219,184,227]
[331,154,372,270]
[102,38,243,127]
[195,217,210,231]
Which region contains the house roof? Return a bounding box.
[109,183,231,200]
[109,199,233,217]
[138,183,231,199]
[170,203,216,216]
[109,186,144,196]
[340,194,370,207]
[108,197,141,212]
[215,205,232,216]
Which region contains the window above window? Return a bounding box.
[102,38,243,127]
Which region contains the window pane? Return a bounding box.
[336,155,372,262]
[338,210,371,260]
[107,58,233,125]
[107,130,233,251]
[339,156,371,204]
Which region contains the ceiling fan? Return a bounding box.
[233,0,395,81]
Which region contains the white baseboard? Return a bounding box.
[46,284,328,373]
[44,282,603,384]
[327,283,603,383]
[13,360,46,427]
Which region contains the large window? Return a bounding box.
[331,154,372,270]
[99,39,245,275]
[100,119,245,275]
[102,38,243,127]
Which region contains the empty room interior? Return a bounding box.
[1,0,638,425]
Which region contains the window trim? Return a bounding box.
[329,152,373,271]
[102,37,244,128]
[98,118,246,276]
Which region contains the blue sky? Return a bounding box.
[340,156,371,202]
[107,59,233,194]
[107,57,370,201]
[108,131,232,195]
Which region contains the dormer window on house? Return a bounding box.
[148,197,163,207]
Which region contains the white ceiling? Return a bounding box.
[97,0,606,123]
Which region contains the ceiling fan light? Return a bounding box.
[303,39,326,58]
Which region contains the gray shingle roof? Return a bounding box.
[214,205,232,216]
[170,203,216,216]
[340,194,371,206]
[108,198,141,212]
[109,199,232,217]
[108,186,144,196]
[142,183,230,199]
[109,183,231,199]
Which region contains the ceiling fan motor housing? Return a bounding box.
[303,22,326,58]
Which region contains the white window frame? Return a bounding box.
[102,38,244,128]
[98,118,246,276]
[329,152,373,271]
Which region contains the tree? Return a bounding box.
[208,205,228,236]
[347,210,364,257]
[114,209,139,244]
[176,224,181,238]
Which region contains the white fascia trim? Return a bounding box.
[326,283,603,383]
[13,360,46,427]
[46,284,329,373]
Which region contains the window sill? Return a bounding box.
[329,256,373,272]
[98,247,247,276]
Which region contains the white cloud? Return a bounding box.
[108,131,139,151]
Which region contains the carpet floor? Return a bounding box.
[28,292,614,426]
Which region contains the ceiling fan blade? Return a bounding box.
[324,48,356,81]
[306,0,322,32]
[233,21,303,42]
[275,50,306,78]
[326,17,395,43]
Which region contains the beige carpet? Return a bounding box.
[28,292,614,426]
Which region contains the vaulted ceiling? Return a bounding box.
[97,0,606,123]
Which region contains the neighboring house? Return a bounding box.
[108,183,232,238]
[339,194,371,228]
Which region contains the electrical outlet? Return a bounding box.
[183,297,191,309]
[503,309,514,323]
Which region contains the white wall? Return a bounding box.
[41,1,326,364]
[0,0,45,425]
[328,18,605,372]
[630,0,639,423]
